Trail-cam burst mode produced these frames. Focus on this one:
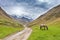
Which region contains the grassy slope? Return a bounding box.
[28,5,60,27]
[0,25,23,39]
[28,18,60,40]
[0,20,24,39]
[0,7,24,39]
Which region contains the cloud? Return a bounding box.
[0,0,60,19]
[7,6,26,15]
[37,0,51,4]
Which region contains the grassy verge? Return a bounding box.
[28,20,60,40]
[0,25,24,39]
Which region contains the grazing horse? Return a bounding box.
[40,24,48,30]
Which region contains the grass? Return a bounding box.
[0,8,24,39]
[0,25,24,39]
[28,19,60,40]
[0,18,24,39]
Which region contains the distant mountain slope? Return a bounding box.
[0,7,24,39]
[11,15,33,25]
[17,16,33,25]
[0,7,12,19]
[28,5,60,26]
[0,7,23,27]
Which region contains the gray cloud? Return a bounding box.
[0,0,60,19]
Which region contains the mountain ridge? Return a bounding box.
[0,7,23,27]
[28,4,60,26]
[0,7,12,19]
[11,15,33,25]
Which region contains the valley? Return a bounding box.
[27,5,60,40]
[0,7,24,39]
[0,3,60,40]
[28,18,60,40]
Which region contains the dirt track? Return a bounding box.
[3,27,32,40]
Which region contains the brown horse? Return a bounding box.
[40,24,48,30]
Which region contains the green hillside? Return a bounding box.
[28,5,60,26]
[0,7,24,39]
[28,5,60,40]
[28,18,60,40]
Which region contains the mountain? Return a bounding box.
[0,7,24,39]
[17,16,33,25]
[11,15,33,25]
[0,7,12,19]
[0,7,23,27]
[28,5,60,26]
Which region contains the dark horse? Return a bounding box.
[40,24,48,30]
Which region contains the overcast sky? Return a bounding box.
[0,0,60,19]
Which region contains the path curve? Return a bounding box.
[3,26,32,40]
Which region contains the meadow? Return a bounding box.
[28,19,60,40]
[0,25,23,39]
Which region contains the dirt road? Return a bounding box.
[3,27,32,40]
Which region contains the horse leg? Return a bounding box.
[40,26,42,30]
[46,26,48,30]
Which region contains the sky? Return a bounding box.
[0,0,60,19]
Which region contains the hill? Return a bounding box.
[11,15,33,25]
[28,18,60,40]
[0,7,24,39]
[0,7,24,27]
[28,5,60,40]
[28,5,60,26]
